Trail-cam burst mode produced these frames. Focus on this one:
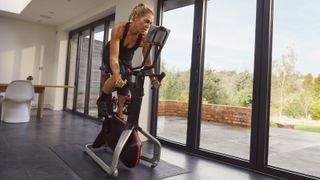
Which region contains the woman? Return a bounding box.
[97,3,160,119]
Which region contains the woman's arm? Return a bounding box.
[109,23,123,76]
[142,42,153,67]
[109,23,127,87]
[142,39,161,88]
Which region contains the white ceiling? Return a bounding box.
[0,0,109,27]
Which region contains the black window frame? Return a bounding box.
[151,0,319,179]
[63,14,115,120]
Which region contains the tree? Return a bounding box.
[159,66,191,102]
[175,70,191,101]
[271,47,299,121]
[231,71,253,107]
[283,99,305,118]
[298,73,314,119]
[202,69,227,104]
[160,73,180,100]
[311,74,320,120]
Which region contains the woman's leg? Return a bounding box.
[102,75,116,94]
[117,95,126,119]
[96,76,116,117]
[115,79,130,119]
[97,73,129,119]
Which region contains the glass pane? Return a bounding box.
[76,29,90,113]
[157,3,194,144]
[67,34,78,109]
[108,21,114,41]
[88,24,105,117]
[88,21,114,117]
[269,0,320,177]
[199,0,256,159]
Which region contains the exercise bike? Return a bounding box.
[84,25,170,178]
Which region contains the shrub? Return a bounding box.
[283,101,304,118]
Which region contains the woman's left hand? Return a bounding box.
[151,79,161,89]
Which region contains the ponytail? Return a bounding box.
[128,3,153,22]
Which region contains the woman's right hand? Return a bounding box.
[114,74,127,88]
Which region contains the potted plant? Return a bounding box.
[26,75,34,81]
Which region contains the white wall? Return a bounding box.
[47,30,68,110]
[0,16,56,107]
[0,16,56,83]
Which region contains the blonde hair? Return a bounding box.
[128,3,153,22]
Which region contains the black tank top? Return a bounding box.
[103,22,143,71]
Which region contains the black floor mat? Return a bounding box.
[50,144,191,180]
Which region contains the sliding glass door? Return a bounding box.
[87,21,114,117]
[65,16,114,118]
[199,0,256,160]
[76,29,90,113]
[88,24,105,117]
[157,1,194,144]
[268,0,320,177]
[155,0,320,179]
[66,34,78,110]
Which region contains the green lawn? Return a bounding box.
[270,122,320,133]
[294,125,320,133]
[270,122,278,128]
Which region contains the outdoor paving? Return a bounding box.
[157,116,320,177]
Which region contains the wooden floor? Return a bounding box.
[0,110,278,180]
